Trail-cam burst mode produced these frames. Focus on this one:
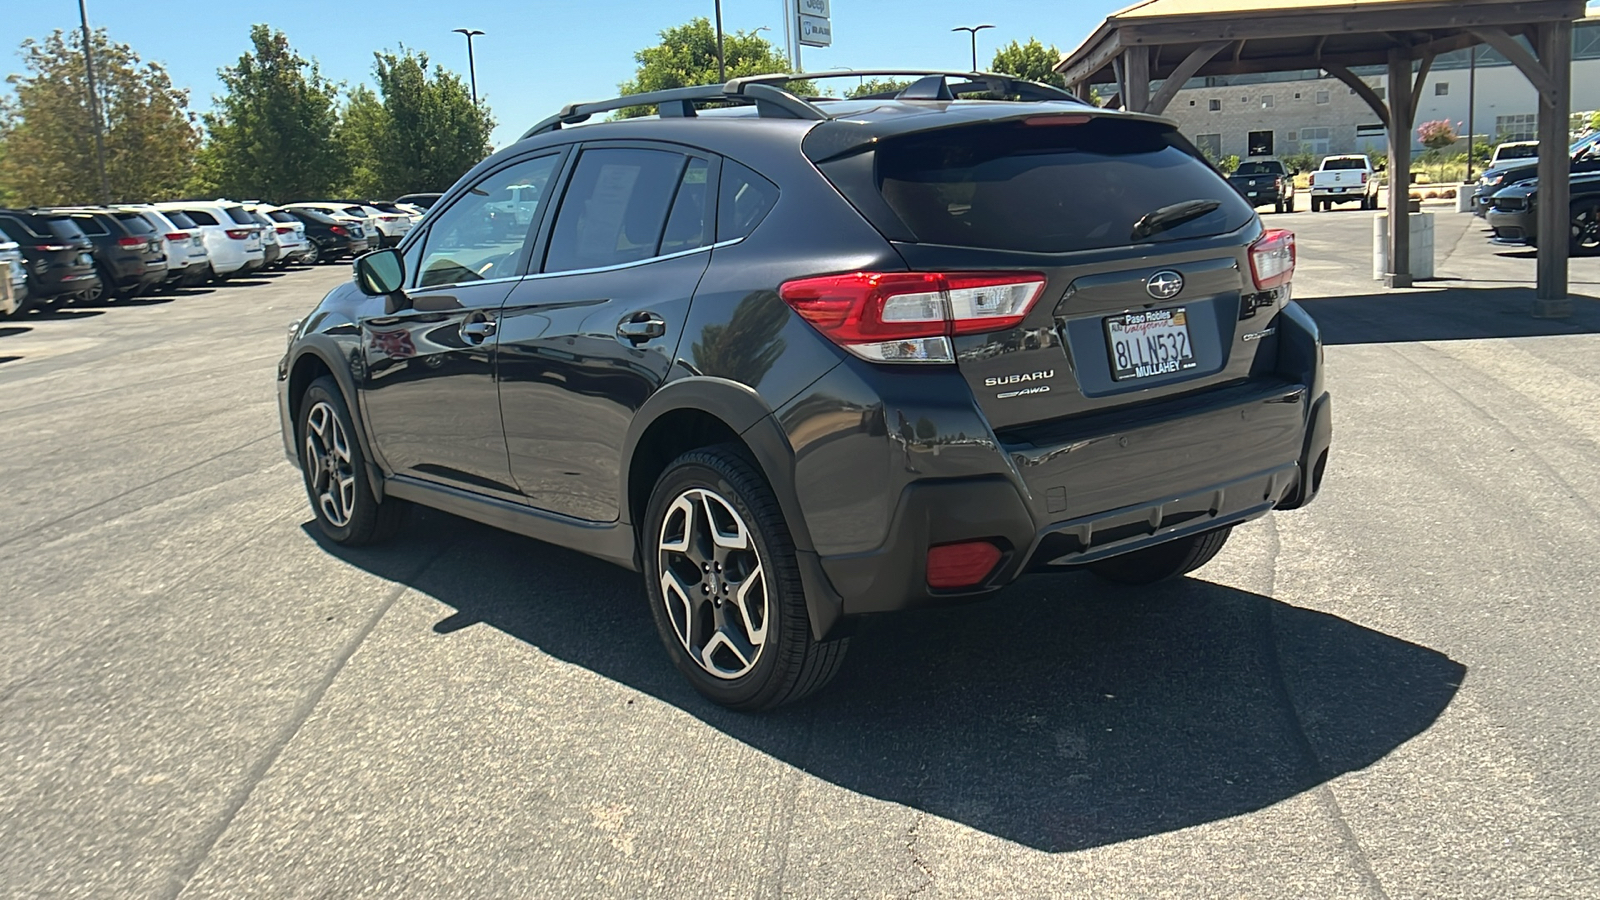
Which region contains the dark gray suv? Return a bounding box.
[277,72,1331,710]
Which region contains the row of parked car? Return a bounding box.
[1478,132,1600,255]
[0,193,443,318]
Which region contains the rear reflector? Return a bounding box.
[926,541,1003,589]
[779,271,1046,364]
[1248,229,1296,291]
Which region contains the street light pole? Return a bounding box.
[951,24,995,73]
[715,0,726,82]
[452,28,484,105]
[77,0,111,204]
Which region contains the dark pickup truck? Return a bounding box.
[1228,159,1296,214]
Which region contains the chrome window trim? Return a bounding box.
[527,237,741,281]
[407,274,526,295]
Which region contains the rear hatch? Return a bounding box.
[1,213,95,288]
[111,211,166,271]
[805,109,1303,517]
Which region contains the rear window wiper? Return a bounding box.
[1131,199,1222,241]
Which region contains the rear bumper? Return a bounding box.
[817,382,1332,616]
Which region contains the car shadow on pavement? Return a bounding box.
[0,326,29,339]
[25,307,104,321]
[1300,288,1600,344]
[310,510,1464,853]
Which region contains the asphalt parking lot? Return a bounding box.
[3,212,1600,899]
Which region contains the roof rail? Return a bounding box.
[521,70,1086,140]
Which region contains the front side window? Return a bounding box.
[544,147,688,273]
[416,153,560,288]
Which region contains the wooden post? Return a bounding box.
[1123,46,1150,113]
[1386,48,1413,288]
[1074,81,1092,103]
[1534,19,1572,316]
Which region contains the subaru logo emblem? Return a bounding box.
[1146,270,1184,300]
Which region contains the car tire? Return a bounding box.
[1086,526,1233,586]
[84,265,117,304]
[1570,202,1600,256]
[1312,198,1322,212]
[304,241,322,265]
[1286,196,1296,213]
[643,444,849,711]
[1274,201,1284,214]
[297,376,408,546]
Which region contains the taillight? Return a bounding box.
[330,225,348,236]
[778,271,1046,363]
[165,232,187,241]
[35,244,71,252]
[1249,229,1296,290]
[1274,176,1284,190]
[1360,171,1369,184]
[225,229,252,239]
[927,541,1003,589]
[276,225,294,234]
[116,236,146,247]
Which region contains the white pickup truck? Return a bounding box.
[1309,155,1381,211]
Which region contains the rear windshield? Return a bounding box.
[1234,162,1285,176]
[115,212,156,234]
[223,206,255,225]
[342,206,367,217]
[293,209,336,224]
[1496,145,1538,160]
[1321,157,1369,170]
[268,211,297,223]
[875,119,1254,253]
[164,210,198,229]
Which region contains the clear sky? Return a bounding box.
[0,0,1125,149]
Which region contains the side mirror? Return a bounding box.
[354,247,405,296]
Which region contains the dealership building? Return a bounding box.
[1152,17,1600,161]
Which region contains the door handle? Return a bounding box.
[617,311,667,343]
[461,318,497,343]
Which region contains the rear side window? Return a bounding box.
[875,119,1255,253]
[223,206,254,225]
[544,148,687,273]
[718,160,778,240]
[164,210,198,229]
[116,213,155,234]
[75,215,110,236]
[46,218,88,241]
[186,209,219,226]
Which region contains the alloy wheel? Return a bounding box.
[303,400,356,527]
[657,488,769,679]
[305,241,321,264]
[1572,205,1600,254]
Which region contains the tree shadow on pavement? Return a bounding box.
[1299,288,1600,344]
[309,510,1464,853]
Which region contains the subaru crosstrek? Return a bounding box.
[278,72,1331,711]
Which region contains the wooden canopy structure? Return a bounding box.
[1058,0,1588,316]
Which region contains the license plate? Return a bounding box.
[1247,191,1258,197]
[1105,307,1197,381]
[1332,187,1346,193]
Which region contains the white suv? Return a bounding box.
[249,205,312,265]
[286,202,405,247]
[154,200,265,279]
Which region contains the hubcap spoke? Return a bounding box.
[303,401,355,528]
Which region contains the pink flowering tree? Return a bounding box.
[1416,119,1460,181]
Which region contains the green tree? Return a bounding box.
[349,48,493,196]
[847,78,914,98]
[198,25,345,201]
[989,38,1067,88]
[617,18,791,117]
[0,29,199,206]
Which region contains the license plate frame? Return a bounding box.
[1104,307,1198,382]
